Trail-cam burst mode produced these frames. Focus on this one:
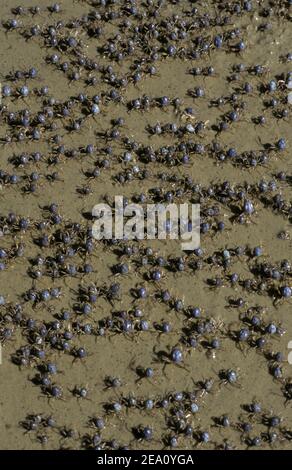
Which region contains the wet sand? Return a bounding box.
[0,0,292,450]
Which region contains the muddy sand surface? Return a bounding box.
[0,0,292,450]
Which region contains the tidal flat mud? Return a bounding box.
[0,0,292,450]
